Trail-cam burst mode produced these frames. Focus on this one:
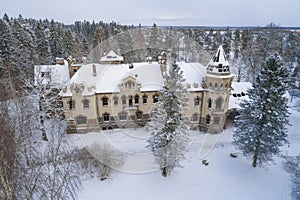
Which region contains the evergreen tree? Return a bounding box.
[147,63,190,177]
[148,23,161,60]
[233,53,290,167]
[62,29,74,58]
[34,22,51,65]
[49,20,63,60]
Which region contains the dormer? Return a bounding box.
[120,75,140,89]
[207,45,230,76]
[100,50,124,64]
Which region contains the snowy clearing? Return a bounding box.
[68,101,300,200]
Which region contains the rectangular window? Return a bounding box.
[214,117,220,124]
[114,98,118,106]
[69,100,75,109]
[102,98,108,106]
[192,114,198,122]
[119,113,127,121]
[143,97,147,104]
[103,114,110,122]
[83,100,89,108]
[76,116,87,124]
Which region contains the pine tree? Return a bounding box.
[233,53,290,167]
[147,63,190,177]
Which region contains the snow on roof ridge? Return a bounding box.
[210,45,229,66]
[100,50,124,62]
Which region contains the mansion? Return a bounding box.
[35,46,236,134]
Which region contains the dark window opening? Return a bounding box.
[102,97,108,106]
[135,94,139,104]
[206,115,211,125]
[128,95,133,106]
[69,100,75,109]
[208,99,212,109]
[103,113,110,122]
[142,94,147,104]
[153,94,159,103]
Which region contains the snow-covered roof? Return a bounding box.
[179,62,206,91]
[34,61,70,88]
[229,82,252,110]
[100,50,124,62]
[63,61,208,96]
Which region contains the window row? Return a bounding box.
[208,82,229,89]
[68,99,90,109]
[207,97,223,111]
[205,115,220,125]
[75,113,220,126]
[101,111,144,122]
[101,94,159,107]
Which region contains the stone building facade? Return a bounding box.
[61,46,233,134]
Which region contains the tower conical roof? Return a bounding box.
[206,45,231,75]
[209,45,229,67]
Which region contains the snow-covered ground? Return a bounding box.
[68,100,300,200]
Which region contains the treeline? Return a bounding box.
[0,14,132,99]
[1,14,299,92]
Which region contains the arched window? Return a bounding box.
[128,95,133,106]
[142,94,148,104]
[208,98,212,109]
[118,111,128,121]
[125,80,135,89]
[103,112,110,122]
[215,83,218,88]
[74,86,81,93]
[206,115,211,125]
[113,96,118,106]
[192,113,199,122]
[194,96,200,106]
[102,96,108,106]
[136,110,143,120]
[134,94,139,104]
[82,99,89,109]
[216,97,223,111]
[153,94,159,103]
[121,95,126,105]
[75,115,86,124]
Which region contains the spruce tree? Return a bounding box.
[147,63,189,177]
[233,53,290,167]
[34,22,51,65]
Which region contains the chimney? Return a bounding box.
[92,65,96,76]
[159,51,167,74]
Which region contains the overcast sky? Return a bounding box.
[1,0,299,26]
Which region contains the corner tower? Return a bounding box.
[201,45,233,133]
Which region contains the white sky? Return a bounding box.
[1,0,299,26]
